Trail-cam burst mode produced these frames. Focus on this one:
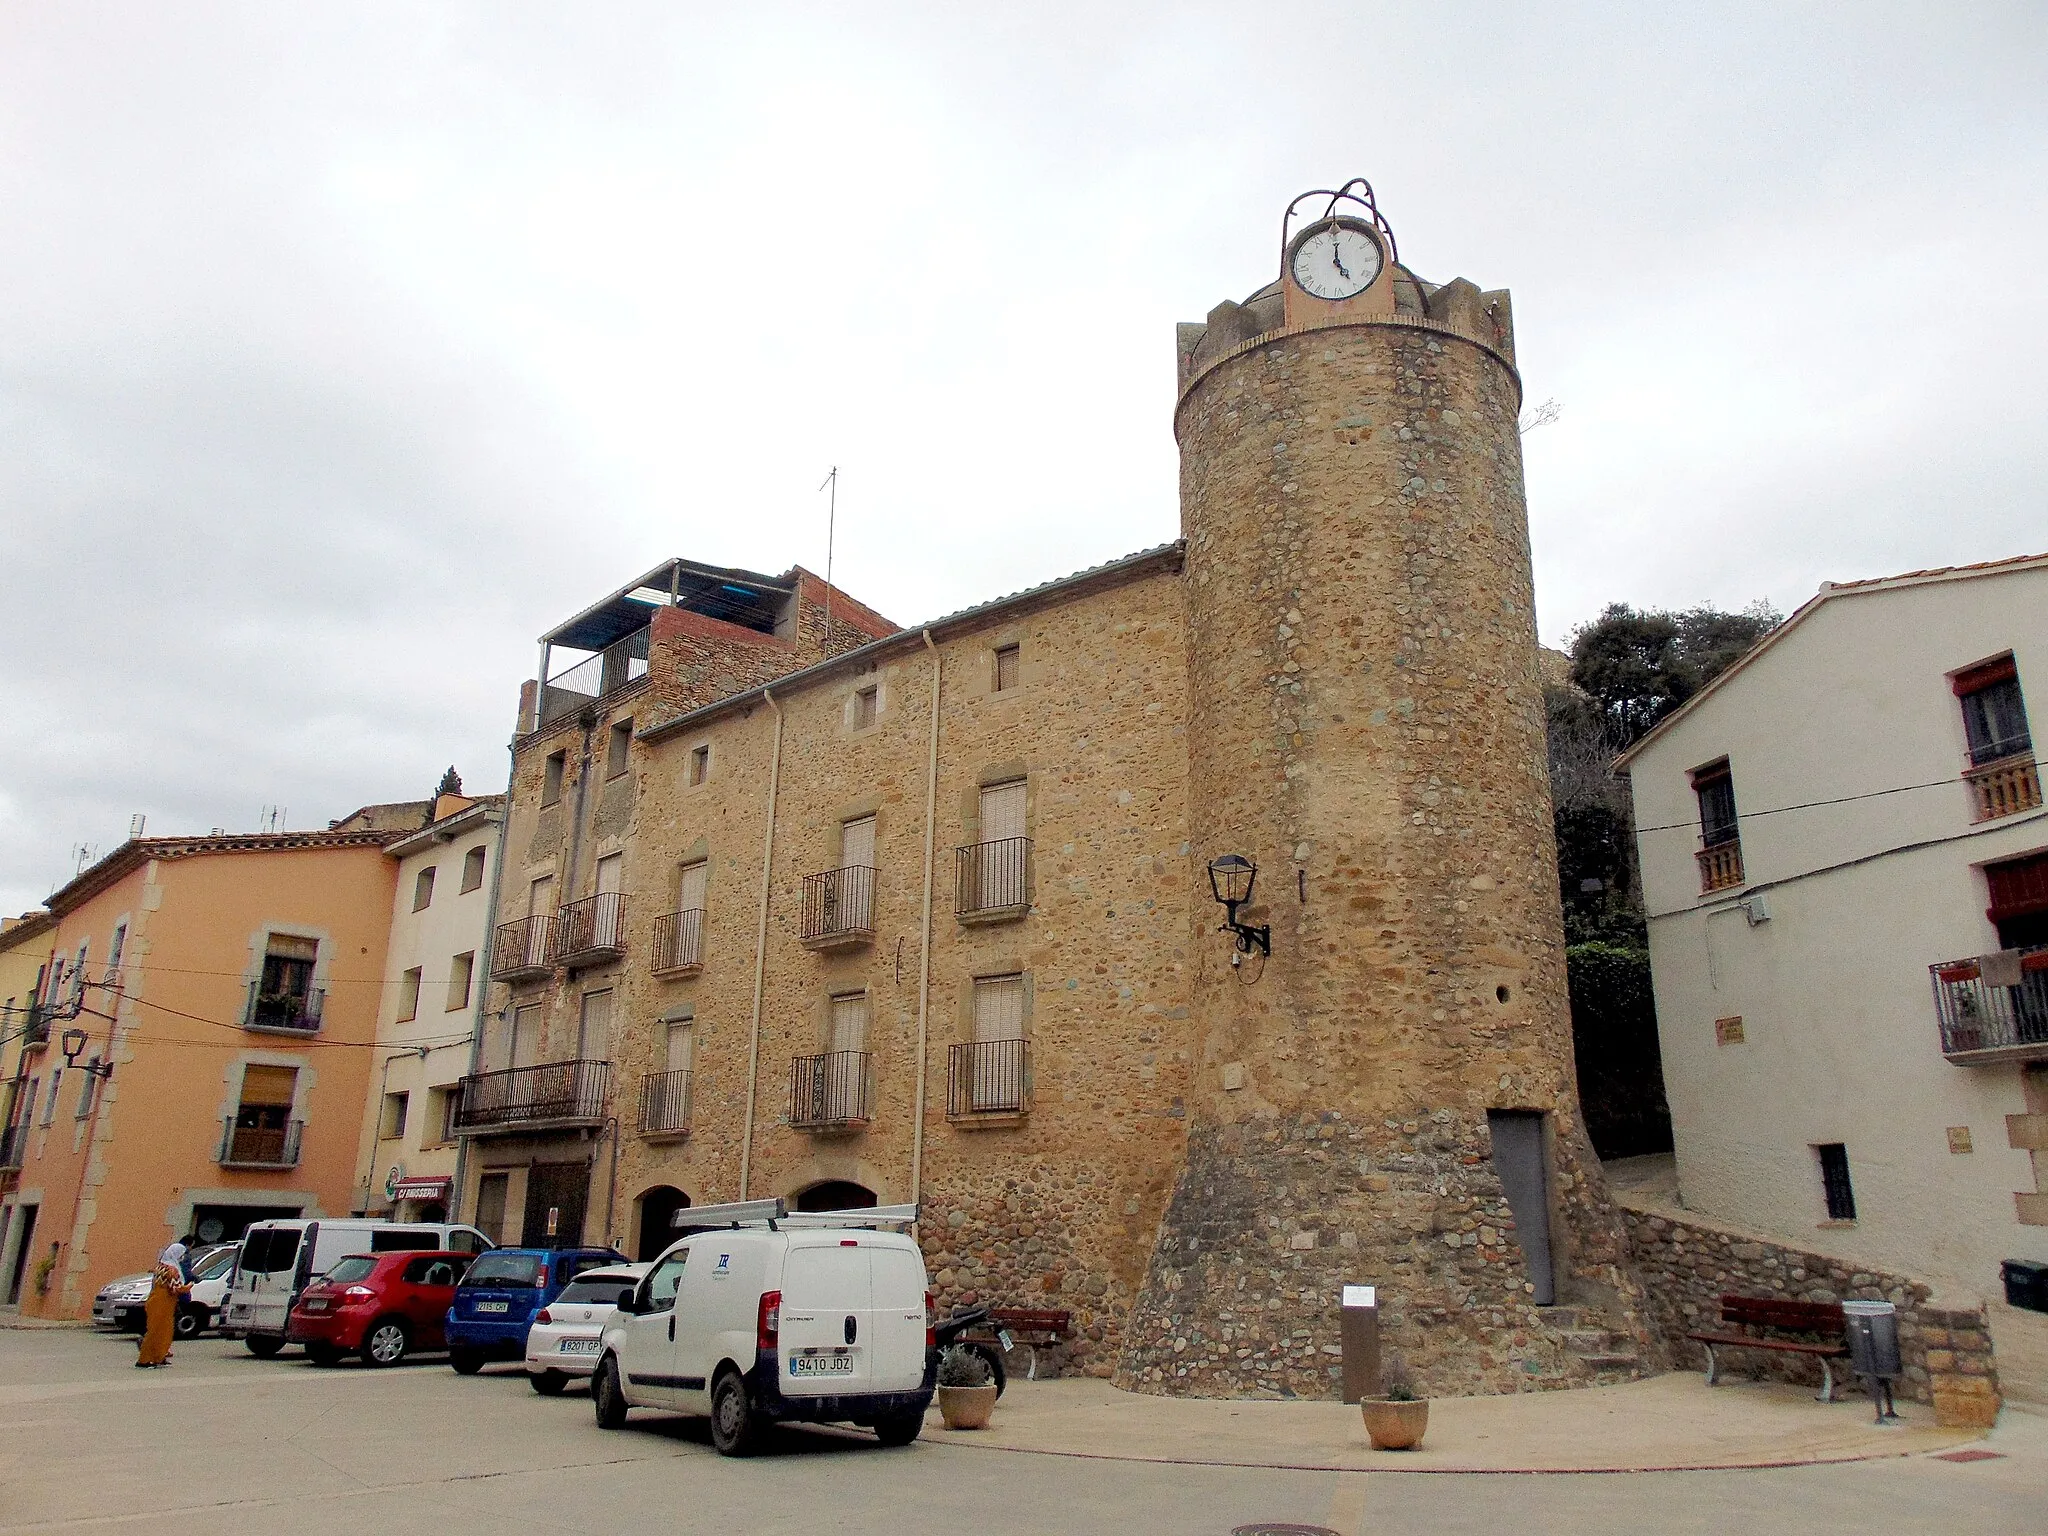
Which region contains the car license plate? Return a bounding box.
[789,1351,856,1378]
[558,1338,599,1354]
[477,1300,510,1314]
[303,1299,328,1312]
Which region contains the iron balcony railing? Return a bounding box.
[553,893,627,967]
[217,1118,304,1169]
[789,1050,870,1129]
[1931,945,2048,1062]
[638,1068,692,1136]
[800,866,875,947]
[0,1122,24,1171]
[948,1038,1029,1117]
[456,1058,610,1132]
[19,1002,49,1049]
[539,626,651,727]
[1963,752,2042,822]
[492,915,557,980]
[652,908,705,974]
[956,837,1032,918]
[242,983,324,1034]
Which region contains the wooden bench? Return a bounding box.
[965,1307,1073,1380]
[1686,1295,1851,1402]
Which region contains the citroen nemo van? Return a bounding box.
[224,1219,491,1356]
[592,1201,934,1454]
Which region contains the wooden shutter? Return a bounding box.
[980,781,1027,842]
[578,990,613,1062]
[830,993,868,1054]
[841,816,876,869]
[238,1065,298,1108]
[678,861,708,912]
[973,975,1025,1042]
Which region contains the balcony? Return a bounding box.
[456,1058,610,1134]
[637,1068,692,1138]
[242,984,324,1035]
[651,908,704,977]
[19,1003,48,1051]
[1696,837,1745,894]
[947,1038,1029,1119]
[540,625,650,728]
[217,1118,304,1169]
[800,867,875,951]
[0,1123,24,1171]
[1931,946,2048,1064]
[492,915,557,982]
[956,837,1032,923]
[1964,752,2042,822]
[554,893,627,969]
[788,1050,870,1131]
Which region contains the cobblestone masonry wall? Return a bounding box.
[1120,296,1655,1397]
[1619,1196,2001,1427]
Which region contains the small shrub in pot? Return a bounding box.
[936,1344,999,1430]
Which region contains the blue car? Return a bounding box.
[446,1247,624,1373]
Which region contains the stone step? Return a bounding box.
[1573,1352,1643,1372]
[1557,1329,1616,1353]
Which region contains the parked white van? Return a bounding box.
[593,1199,934,1454]
[224,1219,492,1356]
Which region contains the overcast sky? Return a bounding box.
[3,3,2043,914]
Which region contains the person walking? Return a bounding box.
[135,1240,191,1368]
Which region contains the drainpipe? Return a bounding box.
[452,785,513,1225]
[910,629,942,1211]
[739,688,785,1199]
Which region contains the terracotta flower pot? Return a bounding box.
[1360,1397,1429,1450]
[937,1383,998,1430]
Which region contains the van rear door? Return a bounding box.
[229,1223,306,1337]
[864,1243,929,1392]
[778,1241,872,1398]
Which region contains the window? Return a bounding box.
[254,935,319,1029]
[106,923,126,981]
[1954,656,2031,766]
[75,1061,100,1119]
[607,719,633,778]
[397,968,422,1022]
[1817,1143,1856,1220]
[1692,761,1738,846]
[829,991,869,1055]
[665,1016,695,1073]
[643,1248,689,1312]
[841,814,876,871]
[69,944,88,1007]
[543,750,567,806]
[382,1091,409,1140]
[688,744,710,786]
[448,951,475,1011]
[578,989,613,1062]
[973,974,1025,1042]
[678,860,708,914]
[965,973,1027,1113]
[230,1065,298,1163]
[41,1072,61,1125]
[413,866,437,912]
[993,644,1020,693]
[436,1086,462,1143]
[460,844,487,893]
[853,685,878,729]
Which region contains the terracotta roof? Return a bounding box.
[45,829,399,915]
[1614,549,2048,768]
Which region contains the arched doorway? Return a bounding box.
[635,1185,691,1261]
[793,1179,877,1213]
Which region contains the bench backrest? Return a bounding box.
[990,1306,1072,1332]
[1720,1294,1844,1334]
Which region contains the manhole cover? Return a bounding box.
[1232,1527,1342,1536]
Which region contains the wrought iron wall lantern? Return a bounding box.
[60,1027,115,1082]
[1207,854,1271,963]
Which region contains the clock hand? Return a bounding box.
[1331,242,1350,279]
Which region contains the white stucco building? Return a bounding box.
[1616,554,2048,1396]
[351,786,503,1221]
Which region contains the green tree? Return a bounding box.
[1568,600,1781,748]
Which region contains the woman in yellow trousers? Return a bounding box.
[136,1241,191,1368]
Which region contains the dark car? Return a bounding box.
[286,1250,474,1367]
[445,1246,625,1374]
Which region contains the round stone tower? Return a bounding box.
[1118,184,1652,1398]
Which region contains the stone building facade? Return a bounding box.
[459,186,1652,1396]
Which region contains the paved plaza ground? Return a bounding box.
[1,1325,2042,1535]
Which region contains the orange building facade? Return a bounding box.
[0,832,401,1318]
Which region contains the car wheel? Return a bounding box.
[305,1343,342,1367]
[530,1369,568,1396]
[173,1306,206,1341]
[592,1356,628,1429]
[360,1319,410,1368]
[873,1408,924,1447]
[246,1335,284,1359]
[709,1369,761,1457]
[450,1349,485,1376]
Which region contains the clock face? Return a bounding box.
[1290,222,1384,301]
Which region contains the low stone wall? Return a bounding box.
[1618,1196,2000,1427]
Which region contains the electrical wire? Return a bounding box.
[1628,775,1966,835]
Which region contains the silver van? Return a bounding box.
[224,1218,491,1356]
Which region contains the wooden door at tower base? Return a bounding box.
[521,1161,591,1249]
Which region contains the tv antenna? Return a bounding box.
[818,465,838,638]
[260,805,287,833]
[71,843,98,875]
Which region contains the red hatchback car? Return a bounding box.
[288,1251,474,1367]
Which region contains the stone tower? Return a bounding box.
[1118,183,1653,1397]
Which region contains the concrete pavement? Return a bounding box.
[1,1327,2041,1536]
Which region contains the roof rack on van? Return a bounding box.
[670,1199,919,1232]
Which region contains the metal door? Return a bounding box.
[521,1161,590,1250]
[1487,1110,1555,1305]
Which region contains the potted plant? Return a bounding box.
[1360,1355,1428,1450]
[935,1343,999,1430]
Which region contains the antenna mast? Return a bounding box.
[818,465,838,641]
